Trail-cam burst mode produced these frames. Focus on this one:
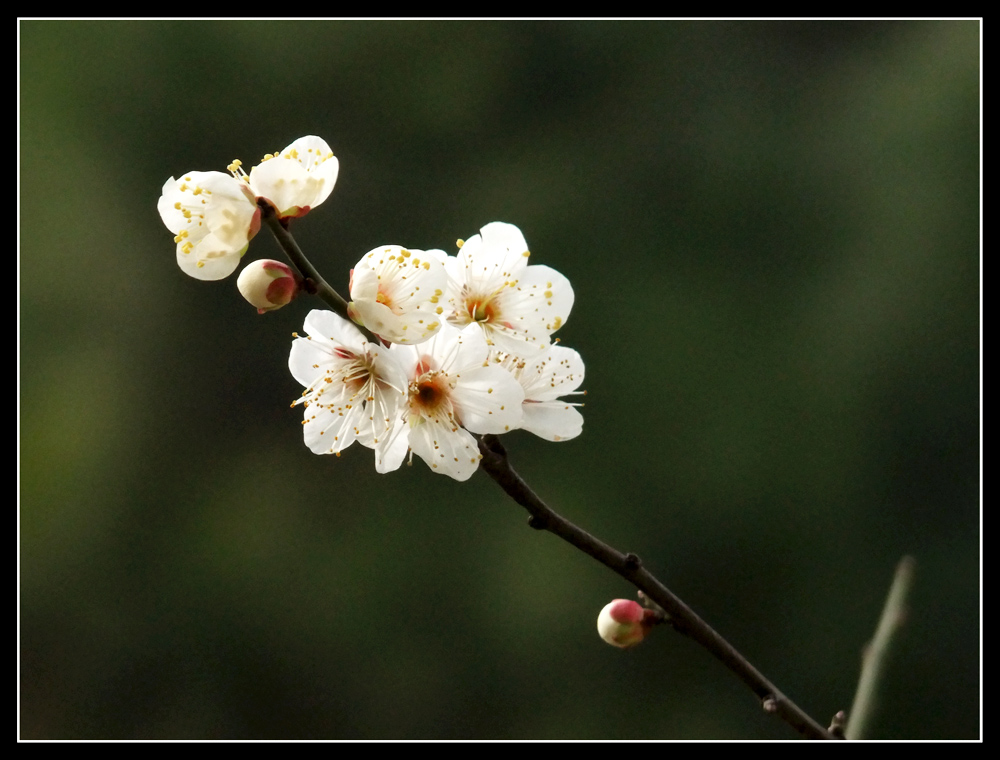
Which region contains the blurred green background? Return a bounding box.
[20,20,980,739]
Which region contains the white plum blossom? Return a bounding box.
[157,171,261,281]
[375,322,525,481]
[289,309,408,456]
[348,245,448,345]
[493,344,585,441]
[444,222,574,355]
[229,136,339,221]
[159,136,338,280]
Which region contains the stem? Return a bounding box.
[258,201,355,323]
[477,433,836,740]
[845,556,916,740]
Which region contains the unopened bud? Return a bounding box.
[237,259,301,314]
[597,599,653,648]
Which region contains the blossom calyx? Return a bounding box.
[237,259,302,314]
[597,599,656,648]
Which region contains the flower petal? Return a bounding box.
[520,402,583,442]
[449,365,524,435]
[249,136,339,218]
[515,344,585,402]
[407,416,482,482]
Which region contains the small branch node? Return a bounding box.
[637,590,669,620]
[762,695,779,714]
[526,515,548,530]
[624,552,642,570]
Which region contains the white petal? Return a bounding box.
[501,264,574,340]
[301,404,365,455]
[408,416,482,481]
[175,238,245,281]
[157,176,187,233]
[391,322,487,377]
[520,402,583,442]
[480,222,530,259]
[369,345,409,397]
[302,309,368,353]
[248,136,339,216]
[437,323,490,374]
[451,222,530,295]
[288,336,332,388]
[372,418,410,474]
[517,345,585,402]
[450,365,524,435]
[477,321,550,356]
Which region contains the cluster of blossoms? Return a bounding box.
[159,137,584,482]
[157,136,339,280]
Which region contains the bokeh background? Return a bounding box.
[20,20,980,740]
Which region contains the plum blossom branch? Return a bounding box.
[257,216,835,740]
[161,140,841,738]
[476,433,836,740]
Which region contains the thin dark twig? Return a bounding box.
[258,201,355,322]
[260,202,383,346]
[477,433,835,740]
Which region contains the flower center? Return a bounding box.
[409,368,454,420]
[467,297,496,324]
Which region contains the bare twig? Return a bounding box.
[476,433,835,740]
[259,202,356,326]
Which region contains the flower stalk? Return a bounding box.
[258,200,352,321]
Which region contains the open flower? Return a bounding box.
[348,245,448,345]
[494,344,585,441]
[289,309,408,456]
[229,136,339,221]
[375,323,524,481]
[444,222,574,355]
[157,171,261,281]
[160,136,338,280]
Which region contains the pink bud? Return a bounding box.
[237,259,301,314]
[597,599,649,648]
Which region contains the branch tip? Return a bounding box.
[828,710,847,739]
